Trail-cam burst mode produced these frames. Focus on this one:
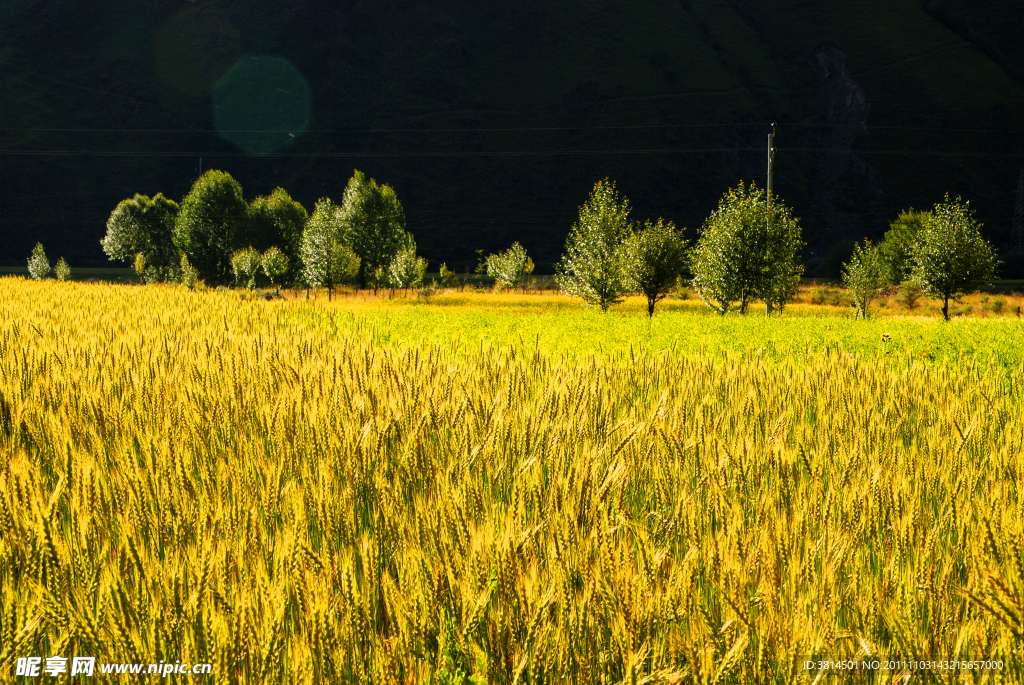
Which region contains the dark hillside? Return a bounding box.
[2,0,1023,273]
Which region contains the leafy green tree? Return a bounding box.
[249,188,307,282]
[231,246,261,289]
[688,182,803,315]
[620,219,687,317]
[174,170,249,285]
[486,242,534,292]
[841,240,885,318]
[912,195,997,321]
[27,243,50,280]
[301,198,360,300]
[387,235,428,290]
[101,193,180,281]
[54,257,71,282]
[556,179,632,311]
[260,247,289,287]
[340,170,407,293]
[879,208,930,285]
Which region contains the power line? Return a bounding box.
[2,146,1024,158]
[3,122,1024,134]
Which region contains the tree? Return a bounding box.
[912,195,997,321]
[261,247,289,287]
[27,243,50,280]
[486,242,534,292]
[620,219,687,317]
[54,257,72,282]
[101,193,180,281]
[556,179,632,311]
[174,170,249,285]
[841,240,885,318]
[878,208,930,285]
[340,170,407,293]
[688,182,804,315]
[387,235,428,290]
[231,246,261,289]
[249,188,307,282]
[301,198,360,300]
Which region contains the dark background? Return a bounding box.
[2,0,1024,274]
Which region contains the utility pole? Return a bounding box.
[766,124,776,315]
[1014,169,1024,253]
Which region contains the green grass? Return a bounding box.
[287,291,1024,366]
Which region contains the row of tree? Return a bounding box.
[101,169,422,296]
[842,197,996,320]
[556,179,997,320]
[556,179,801,317]
[88,170,996,321]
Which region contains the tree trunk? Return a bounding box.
[647,295,655,318]
[943,295,949,321]
[765,301,773,316]
[357,260,367,290]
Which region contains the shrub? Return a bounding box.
[260,246,289,287]
[809,288,853,307]
[992,296,1007,315]
[180,253,199,290]
[897,281,923,309]
[438,262,459,289]
[486,242,534,292]
[387,237,428,290]
[53,257,72,282]
[231,246,261,289]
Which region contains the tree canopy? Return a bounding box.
[878,208,930,286]
[27,243,50,280]
[301,198,360,299]
[173,170,249,285]
[912,195,997,321]
[620,219,687,317]
[387,233,428,290]
[486,242,534,292]
[340,170,407,292]
[842,240,886,318]
[688,182,803,315]
[101,193,180,281]
[556,179,633,311]
[248,187,308,281]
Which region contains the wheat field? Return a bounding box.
[1,279,1022,683]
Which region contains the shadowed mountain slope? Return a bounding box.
[2,0,1023,273]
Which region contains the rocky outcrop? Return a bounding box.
[810,43,871,189]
